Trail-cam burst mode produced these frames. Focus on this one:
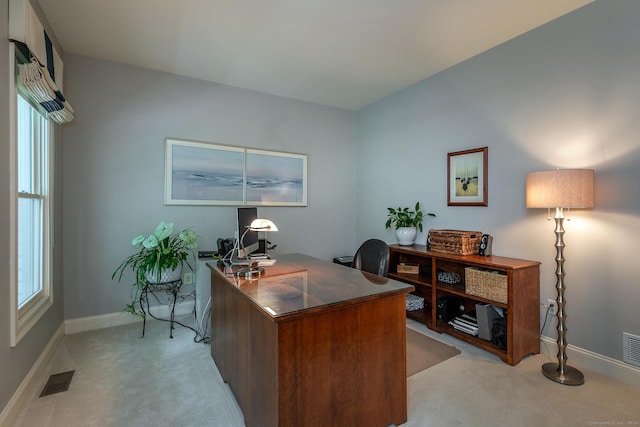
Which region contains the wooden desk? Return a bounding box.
[208,253,414,427]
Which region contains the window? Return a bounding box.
[10,45,54,346]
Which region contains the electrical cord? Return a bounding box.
[191,296,211,344]
[539,303,552,336]
[143,283,205,341]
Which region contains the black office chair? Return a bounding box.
[352,239,390,277]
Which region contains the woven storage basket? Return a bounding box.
[428,229,482,255]
[465,267,507,304]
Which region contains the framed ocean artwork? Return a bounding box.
[164,138,307,206]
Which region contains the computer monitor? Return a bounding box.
[237,207,259,258]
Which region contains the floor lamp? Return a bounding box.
[526,169,594,386]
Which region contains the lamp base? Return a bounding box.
[236,267,265,279]
[542,362,584,386]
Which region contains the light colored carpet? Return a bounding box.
[406,327,460,377]
[13,320,245,427]
[12,318,640,427]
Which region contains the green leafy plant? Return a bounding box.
[385,202,436,232]
[112,221,198,317]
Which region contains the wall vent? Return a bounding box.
[623,332,640,368]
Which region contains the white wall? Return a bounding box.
[355,0,640,362]
[61,56,357,319]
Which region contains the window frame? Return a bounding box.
[9,43,55,347]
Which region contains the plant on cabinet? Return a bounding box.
[385,202,435,246]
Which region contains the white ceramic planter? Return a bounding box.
[396,227,417,246]
[145,265,183,284]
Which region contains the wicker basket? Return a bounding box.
[428,229,482,256]
[465,267,508,304]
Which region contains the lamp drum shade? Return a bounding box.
[526,169,594,209]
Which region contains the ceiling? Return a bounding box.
[38,0,592,111]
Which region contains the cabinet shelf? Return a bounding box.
[390,244,540,366]
[406,308,432,328]
[436,282,508,309]
[439,322,506,355]
[388,272,432,288]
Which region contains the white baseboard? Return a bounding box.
[64,302,195,335]
[0,323,65,427]
[540,335,640,387]
[64,311,141,334]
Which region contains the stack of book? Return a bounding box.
[448,312,478,336]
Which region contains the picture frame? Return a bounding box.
[246,148,307,206]
[447,147,488,206]
[164,138,307,206]
[165,139,245,206]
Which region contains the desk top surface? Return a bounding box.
[208,253,414,320]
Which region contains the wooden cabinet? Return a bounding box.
[388,244,540,365]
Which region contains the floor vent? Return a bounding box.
[623,332,640,368]
[40,370,75,397]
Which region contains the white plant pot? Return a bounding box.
[145,265,183,284]
[396,227,417,246]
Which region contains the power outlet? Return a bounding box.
[183,272,194,285]
[540,299,557,315]
[546,299,557,315]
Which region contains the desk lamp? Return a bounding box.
[250,218,279,257]
[236,218,278,279]
[526,169,594,385]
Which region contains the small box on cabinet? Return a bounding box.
[397,263,419,274]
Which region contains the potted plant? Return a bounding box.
[385,202,435,246]
[112,221,198,317]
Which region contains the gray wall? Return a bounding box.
[355,0,640,362]
[0,0,65,412]
[61,56,357,319]
[5,0,640,413]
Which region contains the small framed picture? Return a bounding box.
[447,147,488,206]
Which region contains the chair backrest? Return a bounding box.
[352,239,390,277]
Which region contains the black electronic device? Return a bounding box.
[237,207,259,258]
[198,250,218,259]
[436,296,464,322]
[333,256,354,267]
[217,238,234,258]
[479,234,493,256]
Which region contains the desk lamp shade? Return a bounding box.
[526,168,594,386]
[526,169,594,209]
[249,219,278,232]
